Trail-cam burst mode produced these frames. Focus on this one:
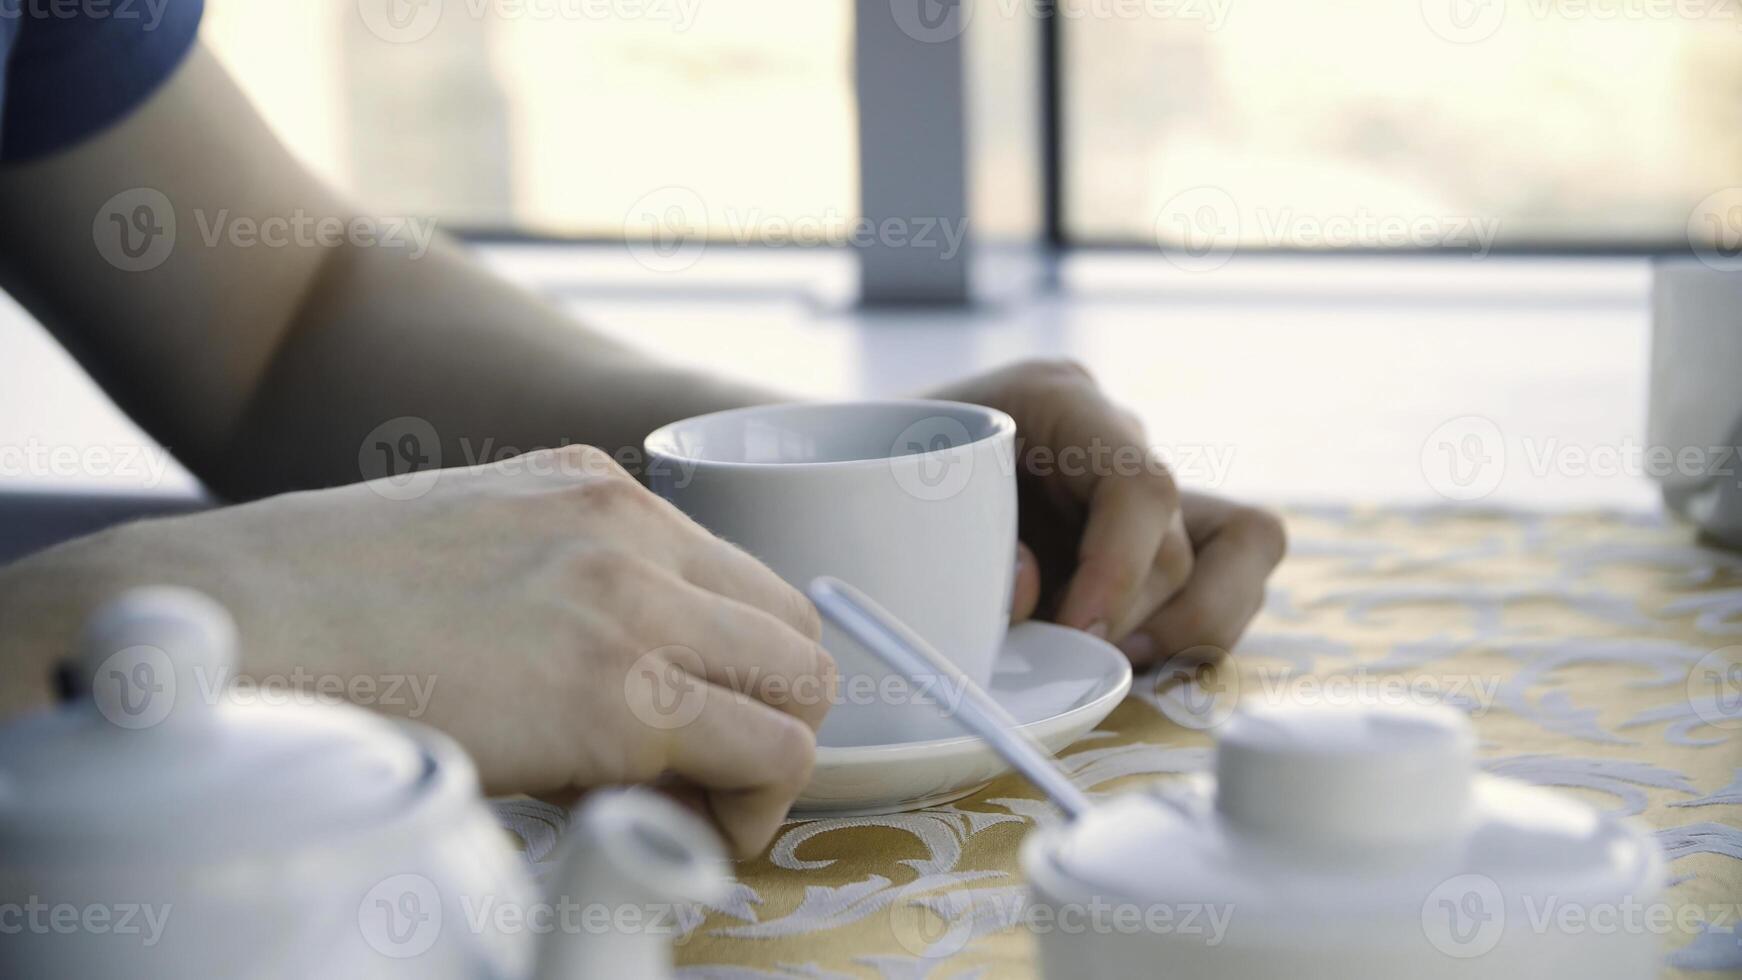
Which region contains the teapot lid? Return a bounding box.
[0,588,428,854]
[1037,702,1662,934]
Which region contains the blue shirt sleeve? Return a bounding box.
[0,0,205,163]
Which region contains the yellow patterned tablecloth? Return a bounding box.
[502,506,1742,978]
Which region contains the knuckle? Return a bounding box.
[561,544,620,585]
[571,472,649,511]
[1024,356,1095,385]
[562,547,653,608]
[1168,601,1214,647]
[1082,552,1141,601]
[1155,536,1194,586]
[811,643,838,688]
[792,644,838,729]
[1139,466,1181,507]
[616,723,674,781]
[765,715,818,786]
[1183,642,1231,668]
[553,443,621,476]
[786,588,824,643]
[1233,506,1289,563]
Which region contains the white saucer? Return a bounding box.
[791,622,1133,818]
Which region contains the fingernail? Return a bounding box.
[1118,632,1155,662]
[1087,620,1109,640]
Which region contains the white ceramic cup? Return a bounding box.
[1649,258,1742,547]
[644,400,1018,746]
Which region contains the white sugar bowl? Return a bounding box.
[1020,702,1665,980]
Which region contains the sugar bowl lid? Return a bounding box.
[0,588,430,854]
[1034,701,1663,938]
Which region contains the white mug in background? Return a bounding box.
[1649,258,1742,548]
[644,401,1018,746]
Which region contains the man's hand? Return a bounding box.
[931,360,1287,667]
[0,446,834,858]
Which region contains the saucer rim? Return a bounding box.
[812,621,1133,763]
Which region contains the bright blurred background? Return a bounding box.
[201,0,1742,248]
[4,0,1739,517]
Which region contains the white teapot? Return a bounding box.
[0,587,727,979]
[1021,702,1666,980]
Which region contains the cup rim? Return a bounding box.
[643,398,1017,471]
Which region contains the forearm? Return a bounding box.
[204,237,781,498]
[0,42,774,502]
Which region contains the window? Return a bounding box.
[203,1,856,239]
[205,0,1742,258]
[1063,0,1742,251]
